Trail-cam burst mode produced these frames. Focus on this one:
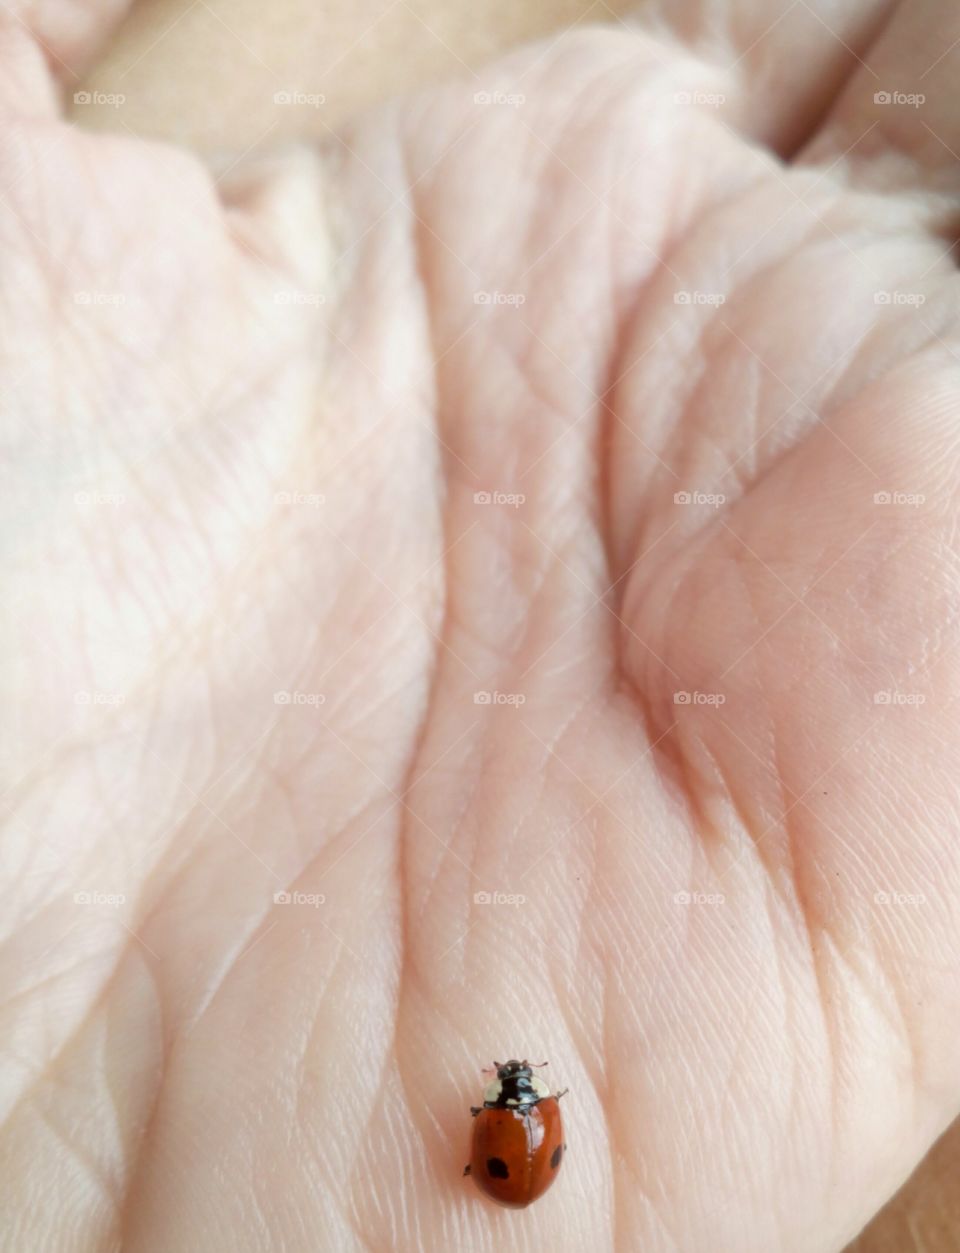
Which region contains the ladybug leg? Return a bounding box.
[470,1105,482,1116]
[463,1163,471,1176]
[556,1088,569,1100]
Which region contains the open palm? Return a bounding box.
[4,3,960,1250]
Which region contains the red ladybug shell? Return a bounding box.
[469,1096,564,1207]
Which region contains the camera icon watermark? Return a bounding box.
[874,889,925,906]
[74,490,126,508]
[873,90,925,108]
[673,690,726,706]
[872,490,925,507]
[873,290,925,307]
[473,290,526,307]
[74,890,126,906]
[473,890,526,906]
[273,90,326,107]
[673,90,726,107]
[274,490,325,507]
[472,490,525,507]
[274,690,326,707]
[673,490,726,507]
[273,890,326,906]
[674,890,725,905]
[73,90,125,108]
[674,290,726,306]
[274,290,325,307]
[74,291,126,307]
[473,90,525,107]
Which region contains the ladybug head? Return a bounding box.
[496,1059,531,1079]
[483,1059,551,1107]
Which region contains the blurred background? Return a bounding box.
[73,0,635,148]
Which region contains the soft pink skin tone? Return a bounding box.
[3,2,960,1250]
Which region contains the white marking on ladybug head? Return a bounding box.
[530,1076,551,1099]
[483,1079,503,1104]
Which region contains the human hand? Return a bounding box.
[4,2,960,1249]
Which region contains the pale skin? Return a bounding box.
[3,1,960,1250]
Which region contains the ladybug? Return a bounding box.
[463,1059,567,1207]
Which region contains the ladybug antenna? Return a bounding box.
[529,1060,549,1068]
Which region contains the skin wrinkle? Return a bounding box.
[772,877,832,1237]
[644,0,901,161]
[711,944,769,1110]
[25,1083,119,1210]
[668,721,747,865]
[605,216,825,596]
[120,892,277,1188]
[778,3,902,162]
[824,299,941,427]
[1,912,151,1122]
[629,499,843,1234]
[548,887,615,1238]
[653,202,843,515]
[597,300,626,607]
[545,816,602,1068]
[413,740,483,928]
[821,934,904,1242]
[608,167,776,479]
[749,546,845,1194]
[811,835,941,1237]
[762,500,958,1218]
[760,876,807,1184]
[619,536,764,853]
[344,1142,383,1253]
[0,947,104,1019]
[606,929,682,1238]
[384,1093,439,1250]
[486,318,596,455]
[379,116,457,1253]
[726,543,797,867]
[70,952,160,1253]
[297,953,392,1251]
[500,747,563,878]
[872,907,932,1114]
[598,956,623,1253]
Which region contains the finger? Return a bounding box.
[0,0,135,120]
[0,1,136,121]
[630,0,896,155]
[0,14,57,116]
[7,0,135,83]
[799,0,960,193]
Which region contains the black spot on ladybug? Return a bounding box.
[486,1157,510,1179]
[550,1145,563,1169]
